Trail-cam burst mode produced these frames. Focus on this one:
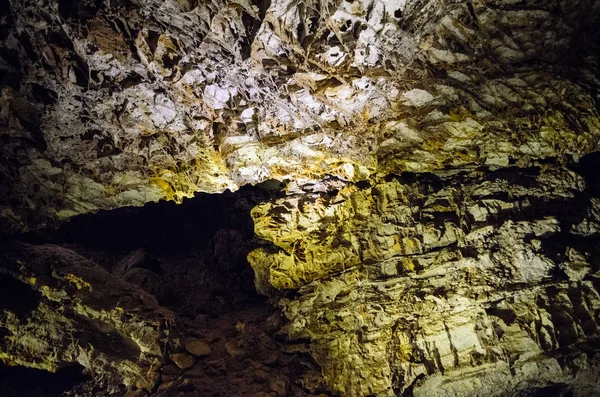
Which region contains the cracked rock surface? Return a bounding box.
[1,0,599,231]
[249,162,600,396]
[1,0,600,396]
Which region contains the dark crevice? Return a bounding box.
[58,0,102,21]
[520,383,574,397]
[29,83,58,105]
[0,272,41,319]
[0,363,91,397]
[240,0,271,59]
[577,152,600,196]
[15,181,285,317]
[146,30,161,55]
[485,306,517,326]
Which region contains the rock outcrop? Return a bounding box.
[249,162,600,396]
[0,241,169,393]
[2,0,600,396]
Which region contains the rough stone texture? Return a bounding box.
[0,191,333,396]
[170,352,195,369]
[248,164,600,396]
[2,0,600,396]
[1,0,599,232]
[185,338,212,357]
[0,241,170,393]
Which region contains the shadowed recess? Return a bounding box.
[0,273,41,319]
[0,363,91,397]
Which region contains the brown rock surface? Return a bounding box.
[171,352,195,370]
[185,338,212,357]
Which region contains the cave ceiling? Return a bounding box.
[0,0,598,231]
[1,0,600,396]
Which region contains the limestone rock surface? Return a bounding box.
[2,0,600,396]
[1,0,599,231]
[248,164,600,396]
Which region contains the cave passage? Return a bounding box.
[0,272,41,319]
[14,181,285,317]
[0,180,335,397]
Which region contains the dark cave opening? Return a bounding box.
[18,181,281,318]
[0,363,91,397]
[0,181,336,397]
[577,151,600,196]
[14,181,284,318]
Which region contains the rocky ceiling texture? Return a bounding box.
[1,0,600,396]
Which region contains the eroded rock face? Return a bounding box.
[248,163,600,396]
[0,242,169,393]
[2,0,600,396]
[1,0,599,231]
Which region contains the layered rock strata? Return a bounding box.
[248,162,600,396]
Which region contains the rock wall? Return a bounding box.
[248,162,600,396]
